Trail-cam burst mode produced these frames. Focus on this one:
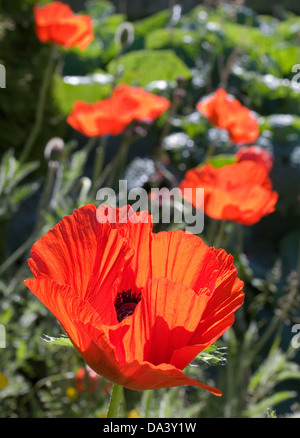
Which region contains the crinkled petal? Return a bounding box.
[151,230,219,292]
[28,204,99,298]
[75,305,221,394]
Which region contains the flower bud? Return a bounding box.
[115,21,135,49]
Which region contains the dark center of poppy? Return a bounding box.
[114,289,141,322]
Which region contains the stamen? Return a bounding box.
[114,289,141,322]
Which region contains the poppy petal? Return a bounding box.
[180,162,278,225]
[24,278,91,350]
[196,88,260,145]
[119,277,210,365]
[84,225,134,325]
[151,230,219,292]
[34,2,94,50]
[75,305,222,394]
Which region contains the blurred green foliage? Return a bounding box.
[0,0,65,161]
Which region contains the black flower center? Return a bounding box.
[114,289,141,322]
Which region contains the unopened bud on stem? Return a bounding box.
[115,22,135,49]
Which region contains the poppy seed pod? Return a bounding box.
[115,22,135,49]
[44,137,65,161]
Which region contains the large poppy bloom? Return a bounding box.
[196,88,260,145]
[34,1,94,50]
[67,84,171,137]
[24,204,244,395]
[236,145,274,173]
[180,161,278,225]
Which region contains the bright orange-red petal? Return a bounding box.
[113,84,171,123]
[25,204,244,395]
[96,204,153,291]
[83,227,134,325]
[67,95,140,137]
[151,230,219,292]
[196,88,259,145]
[24,278,93,351]
[121,278,209,364]
[170,249,244,370]
[180,161,278,225]
[67,85,170,137]
[75,285,222,394]
[28,204,99,298]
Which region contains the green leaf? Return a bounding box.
[195,344,227,366]
[207,154,236,168]
[0,149,16,192]
[107,49,192,87]
[9,182,39,205]
[134,10,170,39]
[145,28,201,65]
[4,160,40,193]
[53,72,113,115]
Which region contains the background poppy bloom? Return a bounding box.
[197,88,260,145]
[34,1,94,50]
[67,85,171,137]
[236,145,274,173]
[24,204,244,395]
[180,161,278,225]
[113,84,171,123]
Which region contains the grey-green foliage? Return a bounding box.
[246,349,300,418]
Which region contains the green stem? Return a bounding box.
[236,223,244,253]
[0,234,34,276]
[106,384,123,418]
[83,136,98,157]
[214,219,226,249]
[19,44,57,163]
[143,390,153,418]
[34,160,60,232]
[204,139,217,162]
[107,138,130,190]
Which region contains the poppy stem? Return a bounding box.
[204,139,217,162]
[106,384,123,418]
[214,219,226,249]
[107,138,131,190]
[19,44,57,163]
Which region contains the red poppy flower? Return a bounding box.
[180,161,278,225]
[196,88,260,145]
[67,84,170,137]
[24,204,244,395]
[66,98,140,137]
[236,145,274,173]
[34,1,94,50]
